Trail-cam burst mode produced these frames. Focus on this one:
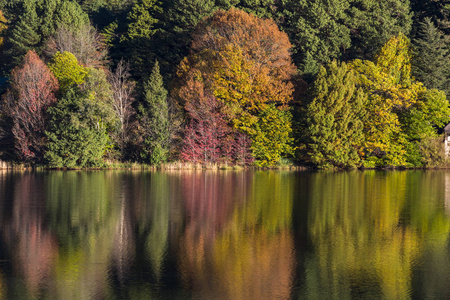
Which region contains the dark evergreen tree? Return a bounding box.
[277,0,412,79]
[277,0,351,79]
[122,0,162,79]
[221,0,275,19]
[412,17,450,96]
[138,61,170,165]
[410,0,450,35]
[45,88,109,168]
[345,0,412,60]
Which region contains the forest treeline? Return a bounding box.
[0,0,449,169]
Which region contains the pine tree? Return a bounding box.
[277,0,351,78]
[344,0,412,60]
[124,0,162,78]
[306,60,366,169]
[161,0,216,76]
[139,61,169,165]
[45,87,109,168]
[412,17,450,96]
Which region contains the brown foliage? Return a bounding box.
[3,50,59,160]
[174,8,296,109]
[191,7,296,82]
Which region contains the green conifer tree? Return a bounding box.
[344,0,412,60]
[306,60,367,169]
[412,17,450,96]
[277,0,351,79]
[124,0,162,78]
[138,61,169,165]
[45,88,109,168]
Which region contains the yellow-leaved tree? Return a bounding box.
[351,33,426,166]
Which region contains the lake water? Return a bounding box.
[0,170,449,299]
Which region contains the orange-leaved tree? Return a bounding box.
[174,8,296,166]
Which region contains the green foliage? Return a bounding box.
[348,34,449,167]
[278,0,412,78]
[400,89,450,140]
[126,0,162,40]
[159,0,216,76]
[232,0,276,19]
[82,67,117,129]
[412,17,450,96]
[80,0,134,13]
[251,105,293,167]
[45,88,108,168]
[48,51,88,90]
[277,0,351,78]
[2,0,89,70]
[306,60,366,169]
[101,20,118,47]
[351,34,424,166]
[410,0,450,35]
[138,61,169,165]
[400,89,450,167]
[53,0,89,30]
[122,0,162,78]
[345,0,413,60]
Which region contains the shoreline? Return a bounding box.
[2,160,450,171]
[0,160,308,171]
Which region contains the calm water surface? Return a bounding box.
[0,170,449,299]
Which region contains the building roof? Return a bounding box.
[445,123,450,132]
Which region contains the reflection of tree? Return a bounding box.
[145,173,170,282]
[304,171,450,299]
[1,172,58,297]
[129,171,172,283]
[112,192,135,284]
[179,171,295,300]
[45,171,119,300]
[182,171,249,237]
[405,171,450,299]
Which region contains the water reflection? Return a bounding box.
[0,170,449,299]
[178,171,295,300]
[303,171,450,299]
[2,173,57,299]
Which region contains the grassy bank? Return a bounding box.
[0,160,306,171]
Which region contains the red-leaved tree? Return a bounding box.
[181,93,229,165]
[4,50,59,161]
[178,69,254,165]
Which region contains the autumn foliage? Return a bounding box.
[176,8,295,166]
[3,50,58,161]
